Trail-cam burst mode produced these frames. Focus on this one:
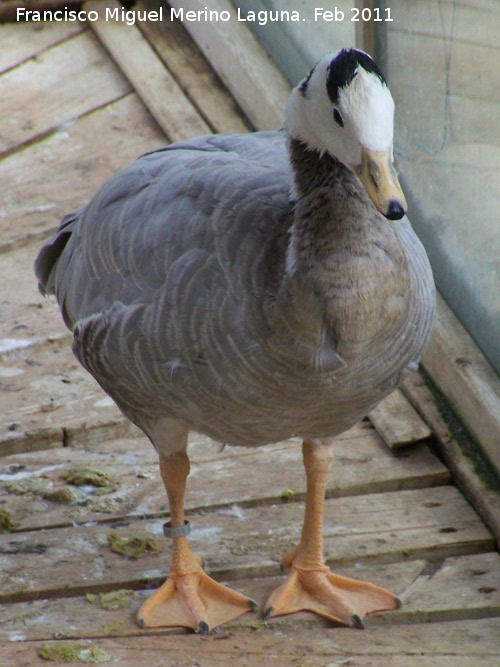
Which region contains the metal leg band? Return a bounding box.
[163,520,191,539]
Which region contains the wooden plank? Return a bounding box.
[402,371,500,549]
[1,244,72,352]
[0,340,138,456]
[421,292,500,475]
[0,19,86,75]
[369,387,432,448]
[0,427,449,530]
[86,0,210,142]
[0,92,165,251]
[395,552,500,624]
[0,561,423,641]
[168,0,292,130]
[1,617,499,666]
[0,30,132,157]
[0,426,62,459]
[326,617,500,654]
[0,486,493,603]
[135,0,251,134]
[256,554,500,628]
[205,486,494,579]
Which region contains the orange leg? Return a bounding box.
[137,451,256,632]
[264,440,400,628]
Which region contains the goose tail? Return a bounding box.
[34,209,82,296]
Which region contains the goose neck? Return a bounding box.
[288,138,349,198]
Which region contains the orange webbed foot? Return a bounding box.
[263,441,401,628]
[143,451,256,632]
[264,562,400,628]
[137,564,256,633]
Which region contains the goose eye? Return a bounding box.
[333,108,344,127]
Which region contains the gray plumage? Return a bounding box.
[35,55,435,456]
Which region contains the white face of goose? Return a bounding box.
[285,49,407,220]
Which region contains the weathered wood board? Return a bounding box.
[135,0,251,134]
[369,387,432,448]
[1,553,498,642]
[0,426,450,530]
[0,20,86,75]
[0,561,421,641]
[396,552,500,623]
[403,370,500,549]
[0,92,165,251]
[2,244,72,349]
[422,293,500,474]
[87,0,212,142]
[0,30,132,157]
[0,340,133,455]
[0,615,499,666]
[0,485,494,603]
[166,0,291,130]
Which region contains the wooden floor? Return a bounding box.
[1,9,499,666]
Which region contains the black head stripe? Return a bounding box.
[299,62,317,97]
[326,49,386,104]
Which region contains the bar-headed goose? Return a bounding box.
[35,48,435,633]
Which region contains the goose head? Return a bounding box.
[285,48,407,220]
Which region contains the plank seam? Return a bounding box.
[133,24,224,134]
[0,90,133,165]
[402,372,500,547]
[4,469,453,535]
[0,24,87,77]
